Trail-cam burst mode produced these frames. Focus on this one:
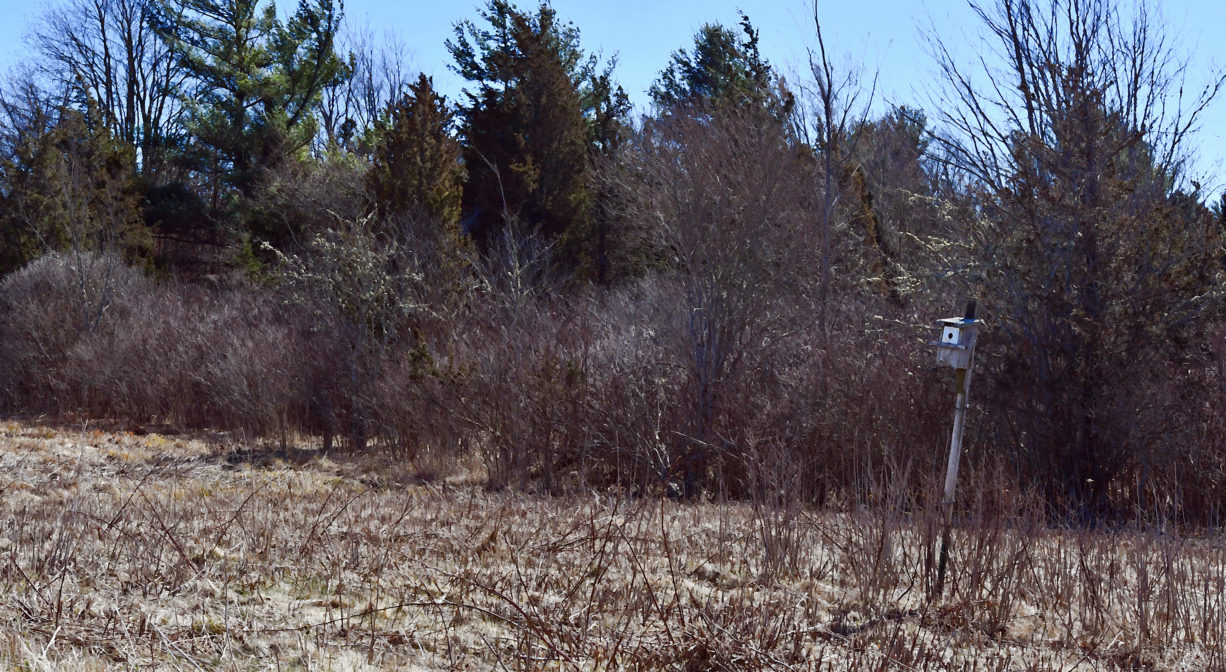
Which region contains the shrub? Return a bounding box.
[0,252,309,436]
[0,251,147,412]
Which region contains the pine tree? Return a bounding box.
[650,13,791,119]
[151,0,348,206]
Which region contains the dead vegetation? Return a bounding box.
[1,420,1223,671]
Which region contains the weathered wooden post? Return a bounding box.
[928,300,983,597]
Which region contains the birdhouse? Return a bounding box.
[931,316,981,369]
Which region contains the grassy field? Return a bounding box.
[1,420,1223,671]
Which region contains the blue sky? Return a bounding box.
[1,0,1225,186]
[336,0,977,115]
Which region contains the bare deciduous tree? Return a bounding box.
[929,0,1226,517]
[316,25,414,151]
[801,6,877,338]
[612,106,816,496]
[34,0,187,177]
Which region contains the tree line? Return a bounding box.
[3,0,1226,524]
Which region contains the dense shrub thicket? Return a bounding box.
[0,246,954,500]
[3,0,1226,525]
[3,183,1225,526]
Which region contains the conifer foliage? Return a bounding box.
[0,95,146,275]
[447,0,623,275]
[930,0,1226,518]
[650,13,791,118]
[367,74,464,226]
[150,0,348,202]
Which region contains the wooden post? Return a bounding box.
[933,300,978,598]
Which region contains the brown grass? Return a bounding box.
[1,420,1223,671]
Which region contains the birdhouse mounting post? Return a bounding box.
[928,299,982,598]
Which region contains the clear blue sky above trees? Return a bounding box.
[3,0,1224,183]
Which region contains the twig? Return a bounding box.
[245,599,512,634]
[150,621,206,672]
[138,490,200,573]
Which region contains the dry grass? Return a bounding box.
[1,420,1223,671]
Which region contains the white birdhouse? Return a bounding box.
[931,316,981,369]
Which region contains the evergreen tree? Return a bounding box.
[447,0,625,276]
[649,13,791,118]
[151,0,348,207]
[367,74,464,226]
[0,91,146,274]
[583,59,632,158]
[585,66,632,283]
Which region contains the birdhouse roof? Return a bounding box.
[936,317,981,329]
